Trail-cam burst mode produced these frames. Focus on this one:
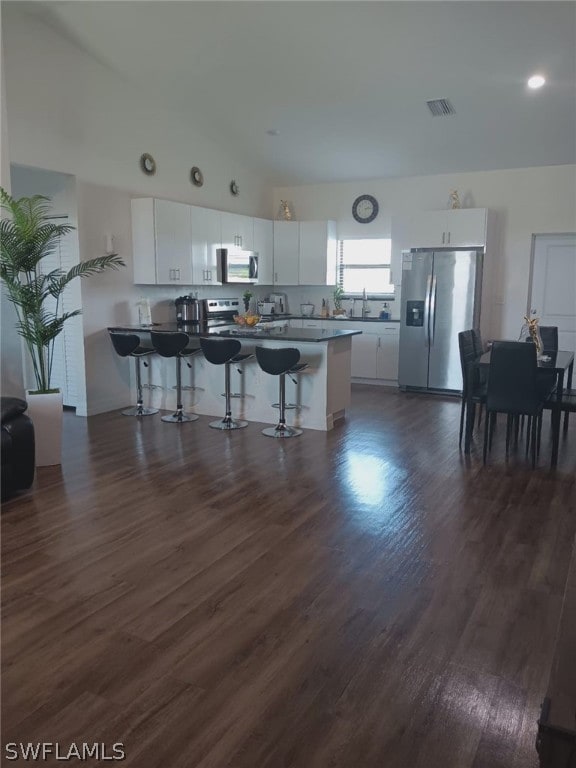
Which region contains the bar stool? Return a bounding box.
[199,337,252,430]
[255,346,306,438]
[150,331,201,423]
[108,330,158,417]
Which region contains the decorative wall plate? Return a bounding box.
[139,153,156,176]
[229,180,239,197]
[190,166,204,187]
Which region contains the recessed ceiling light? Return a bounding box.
[266,129,281,136]
[527,74,546,89]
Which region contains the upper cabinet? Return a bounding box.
[191,205,222,285]
[273,222,300,285]
[273,220,337,286]
[132,198,194,285]
[299,221,337,286]
[391,208,490,285]
[131,197,337,288]
[408,208,488,248]
[253,217,274,285]
[220,212,254,252]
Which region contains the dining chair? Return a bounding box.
[540,326,559,353]
[483,341,550,467]
[521,325,558,438]
[542,388,576,463]
[471,328,485,357]
[458,330,486,447]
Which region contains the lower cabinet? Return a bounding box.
[334,321,399,381]
[376,325,400,380]
[351,333,378,378]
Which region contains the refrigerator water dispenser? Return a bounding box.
[406,300,425,327]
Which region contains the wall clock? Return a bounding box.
[229,180,239,197]
[139,153,156,176]
[352,194,379,224]
[190,166,204,187]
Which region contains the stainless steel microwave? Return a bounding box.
[217,249,258,284]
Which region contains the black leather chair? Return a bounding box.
[483,341,550,467]
[471,328,485,358]
[199,337,252,430]
[1,397,35,501]
[458,330,486,447]
[151,331,201,423]
[109,331,158,417]
[255,346,305,438]
[539,326,559,354]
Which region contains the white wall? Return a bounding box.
[3,7,272,218]
[2,7,273,414]
[1,11,24,397]
[273,164,576,339]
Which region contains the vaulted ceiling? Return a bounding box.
[9,1,576,185]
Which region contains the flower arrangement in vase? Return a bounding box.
[519,313,543,354]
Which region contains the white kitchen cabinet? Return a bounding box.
[299,221,337,286]
[391,208,489,285]
[376,324,400,380]
[132,198,193,285]
[273,222,300,285]
[288,319,303,329]
[273,220,337,286]
[221,212,254,252]
[253,217,274,285]
[333,320,399,381]
[351,333,379,378]
[302,319,323,329]
[191,205,221,285]
[408,208,488,248]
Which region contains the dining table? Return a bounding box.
[465,348,574,467]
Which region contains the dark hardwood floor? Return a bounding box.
[2,385,575,767]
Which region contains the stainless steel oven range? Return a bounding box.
[203,298,242,329]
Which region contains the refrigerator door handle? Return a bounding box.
[429,275,437,346]
[423,274,432,346]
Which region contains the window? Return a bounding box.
[338,239,394,296]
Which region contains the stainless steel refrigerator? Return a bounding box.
[398,249,483,392]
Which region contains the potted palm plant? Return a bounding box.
[0,188,124,465]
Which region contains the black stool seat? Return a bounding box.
[109,330,158,417]
[150,331,201,423]
[199,337,252,430]
[255,346,304,438]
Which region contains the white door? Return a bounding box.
[530,234,576,355]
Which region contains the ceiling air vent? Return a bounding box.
[426,98,456,117]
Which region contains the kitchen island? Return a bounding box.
[107,324,361,431]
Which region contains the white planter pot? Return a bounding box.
[26,390,63,466]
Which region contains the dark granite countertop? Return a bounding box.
[212,327,361,342]
[298,316,399,323]
[108,323,361,343]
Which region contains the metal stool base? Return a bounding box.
[209,417,248,430]
[122,405,158,417]
[161,411,199,423]
[262,425,302,438]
